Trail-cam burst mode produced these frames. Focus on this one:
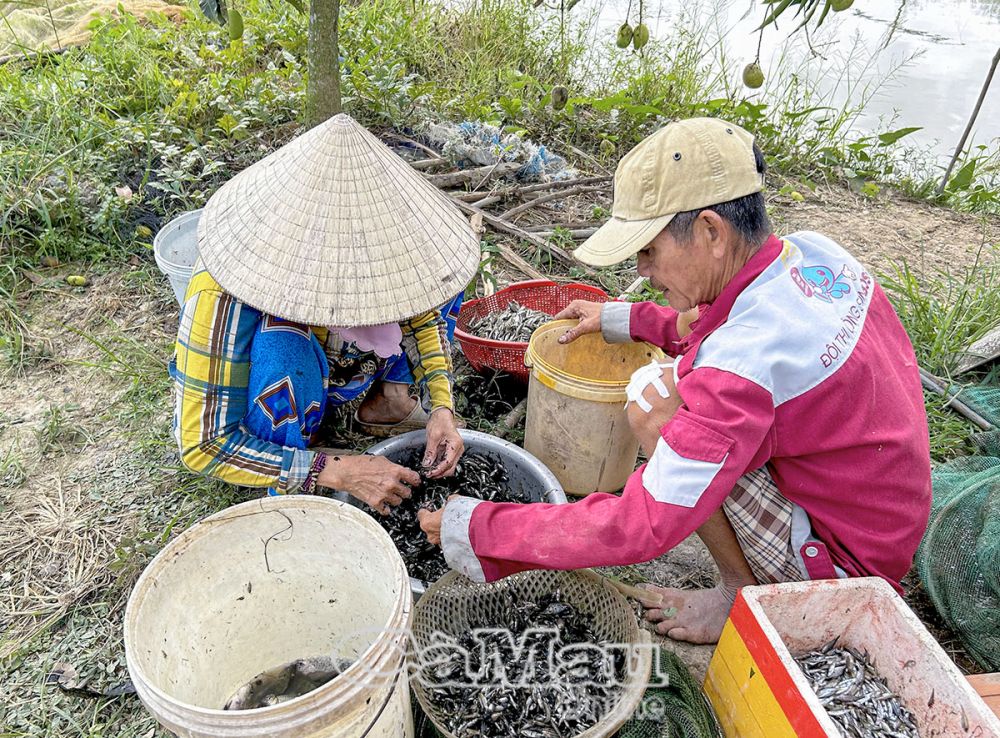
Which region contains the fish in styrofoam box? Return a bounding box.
[704,577,1000,737]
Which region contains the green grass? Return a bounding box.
[33,404,92,456]
[879,249,1000,462]
[0,445,27,488]
[879,250,1000,376]
[64,318,173,432]
[0,0,996,287]
[0,260,29,371]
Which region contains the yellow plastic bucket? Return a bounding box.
[523,320,664,495]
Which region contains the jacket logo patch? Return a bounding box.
[791,264,856,303]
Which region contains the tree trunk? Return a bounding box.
[306,0,341,127]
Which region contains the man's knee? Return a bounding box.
[625,363,683,453]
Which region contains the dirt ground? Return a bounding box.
[0,182,996,735]
[769,179,1000,276]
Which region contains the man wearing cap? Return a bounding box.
[418,117,931,644]
[171,115,480,511]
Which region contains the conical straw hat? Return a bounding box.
[196,114,480,326]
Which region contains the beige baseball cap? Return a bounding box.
[574,118,763,267]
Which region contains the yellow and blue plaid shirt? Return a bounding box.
[171,264,455,494]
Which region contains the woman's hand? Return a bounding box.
[318,454,420,515]
[553,300,603,344]
[422,408,464,478]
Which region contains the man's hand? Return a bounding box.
[422,408,464,478]
[416,507,443,545]
[554,300,603,344]
[416,494,459,546]
[318,455,420,515]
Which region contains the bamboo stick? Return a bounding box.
[424,163,520,188]
[918,368,993,430]
[501,185,609,220]
[451,199,586,270]
[937,47,1000,195]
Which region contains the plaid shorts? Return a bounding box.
[722,466,810,585]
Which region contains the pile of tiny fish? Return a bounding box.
[369,450,530,583]
[455,368,526,420]
[223,656,353,710]
[422,590,625,738]
[471,301,551,343]
[794,638,919,738]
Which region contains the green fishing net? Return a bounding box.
[916,382,1000,670]
[616,646,722,738]
[0,0,181,58]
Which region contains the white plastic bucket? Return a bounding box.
[154,209,201,305]
[124,496,413,738]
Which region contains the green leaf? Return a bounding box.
[199,0,227,24]
[621,103,664,117]
[588,93,630,112]
[877,126,921,146]
[949,160,977,191]
[284,0,304,14]
[758,0,796,29]
[814,0,834,28]
[785,105,834,120]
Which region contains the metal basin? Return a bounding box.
[333,429,567,600]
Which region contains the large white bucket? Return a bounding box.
[153,209,201,305]
[124,496,413,738]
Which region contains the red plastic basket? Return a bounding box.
[455,279,610,382]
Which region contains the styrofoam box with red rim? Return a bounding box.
[705,577,1000,737]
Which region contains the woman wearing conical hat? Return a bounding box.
[169,114,480,511]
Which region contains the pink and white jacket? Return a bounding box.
[441,232,931,592]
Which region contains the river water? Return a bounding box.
[582,0,1000,161]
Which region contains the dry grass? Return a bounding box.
[0,260,226,737]
[2,478,116,661]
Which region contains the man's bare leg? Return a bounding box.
[637,507,757,644]
[622,364,756,644]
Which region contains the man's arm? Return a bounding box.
[172,287,314,493]
[555,299,695,356]
[436,366,775,581]
[601,302,689,355]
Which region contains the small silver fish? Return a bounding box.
[471,301,551,343]
[794,639,918,738]
[224,655,353,710]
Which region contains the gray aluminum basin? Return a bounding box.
[332,429,567,600]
